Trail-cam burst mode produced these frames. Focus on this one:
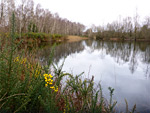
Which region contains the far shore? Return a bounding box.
[66,35,88,42]
[95,37,150,42]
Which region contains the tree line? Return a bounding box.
[86,14,150,40]
[0,0,85,35]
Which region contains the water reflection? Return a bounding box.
[83,40,150,76]
[37,40,150,112]
[34,41,85,65]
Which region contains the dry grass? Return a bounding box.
[67,35,88,42]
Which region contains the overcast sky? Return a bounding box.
[34,0,150,27]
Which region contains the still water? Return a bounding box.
[37,40,150,112]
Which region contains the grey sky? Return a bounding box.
[34,0,150,27]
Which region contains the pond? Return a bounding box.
[36,40,150,112]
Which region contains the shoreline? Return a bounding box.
[66,35,88,42]
[96,37,150,42]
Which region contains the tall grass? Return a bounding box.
[0,12,137,113]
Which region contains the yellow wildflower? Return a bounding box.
[54,87,58,92]
[21,58,27,64]
[50,86,55,89]
[49,82,53,85]
[45,84,48,87]
[14,57,19,62]
[49,74,53,78]
[44,76,47,79]
[43,74,48,77]
[35,69,40,77]
[55,89,58,92]
[47,79,51,81]
[43,73,58,92]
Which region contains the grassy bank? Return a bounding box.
[0,32,66,45]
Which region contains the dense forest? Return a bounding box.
[0,0,85,35]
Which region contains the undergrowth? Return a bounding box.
[0,32,63,43]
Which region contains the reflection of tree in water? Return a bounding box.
[129,42,138,73]
[144,65,150,79]
[35,41,85,65]
[106,41,132,64]
[141,47,150,78]
[34,40,150,75]
[53,41,85,63]
[84,40,150,74]
[141,46,150,63]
